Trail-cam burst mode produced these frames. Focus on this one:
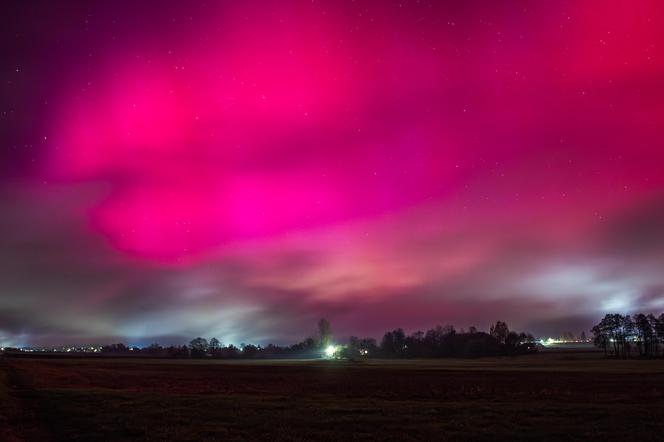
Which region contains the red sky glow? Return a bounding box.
[1,0,664,346]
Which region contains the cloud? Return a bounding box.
[600,194,664,258]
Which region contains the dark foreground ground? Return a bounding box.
[2,352,664,441]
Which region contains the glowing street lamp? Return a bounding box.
[324,344,337,358]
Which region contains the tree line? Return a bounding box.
[591,313,664,358]
[99,319,537,359]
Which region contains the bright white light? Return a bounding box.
[324,345,336,358]
[539,337,558,347]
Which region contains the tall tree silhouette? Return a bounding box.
[490,321,509,344]
[318,318,331,348]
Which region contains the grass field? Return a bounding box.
[2,352,664,441]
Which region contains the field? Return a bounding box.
[2,352,664,441]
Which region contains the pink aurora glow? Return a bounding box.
[46,1,662,262]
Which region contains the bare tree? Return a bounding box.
[209,337,221,356]
[189,337,209,358]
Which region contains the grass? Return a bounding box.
[2,352,664,441]
[0,362,18,441]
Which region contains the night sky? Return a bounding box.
[1,1,664,347]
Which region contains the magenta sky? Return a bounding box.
[1,1,664,346]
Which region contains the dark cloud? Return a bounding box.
[522,315,598,339]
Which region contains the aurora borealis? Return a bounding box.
[1,1,664,346]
